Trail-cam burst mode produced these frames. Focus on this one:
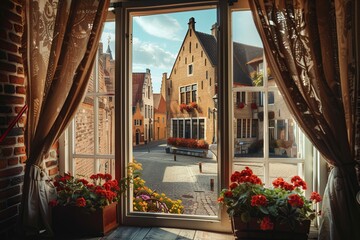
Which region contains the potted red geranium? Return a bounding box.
[218,167,322,240]
[50,173,123,237]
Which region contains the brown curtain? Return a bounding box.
[249,0,360,239]
[21,0,109,236]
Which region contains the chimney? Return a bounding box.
[188,17,196,30]
[211,23,218,39]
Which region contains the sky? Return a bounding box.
[100,10,262,93]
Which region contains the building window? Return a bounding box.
[236,119,257,138]
[189,42,191,53]
[185,57,187,64]
[145,105,147,118]
[171,118,205,139]
[180,84,197,104]
[236,92,246,104]
[188,64,193,75]
[206,71,208,79]
[192,55,194,62]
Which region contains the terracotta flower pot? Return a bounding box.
[52,202,119,237]
[231,216,310,240]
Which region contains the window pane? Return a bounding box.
[269,90,301,158]
[234,91,263,158]
[232,163,264,183]
[98,96,115,154]
[232,11,263,87]
[74,158,95,179]
[269,163,300,186]
[74,98,94,154]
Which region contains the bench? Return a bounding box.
[167,147,208,158]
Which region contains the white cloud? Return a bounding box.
[133,15,182,41]
[132,37,176,69]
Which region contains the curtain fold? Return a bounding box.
[21,0,109,236]
[249,0,360,239]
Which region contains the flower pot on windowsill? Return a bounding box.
[231,217,310,240]
[52,202,119,237]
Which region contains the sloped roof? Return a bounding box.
[233,42,263,86]
[195,31,217,65]
[132,73,145,106]
[153,94,161,109]
[155,95,166,114]
[195,31,263,86]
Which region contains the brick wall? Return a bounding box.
[0,0,25,238]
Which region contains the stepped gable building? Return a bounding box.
[165,17,263,144]
[132,69,154,145]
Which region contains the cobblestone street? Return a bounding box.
[133,140,219,216]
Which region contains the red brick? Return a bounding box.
[0,205,18,220]
[0,29,6,39]
[0,159,7,169]
[7,157,18,166]
[4,9,21,24]
[0,1,15,11]
[15,86,25,94]
[45,160,57,168]
[9,75,23,84]
[0,137,16,146]
[0,95,24,104]
[48,167,58,176]
[7,194,21,206]
[1,148,12,157]
[7,53,22,64]
[17,136,23,143]
[0,40,17,53]
[15,4,21,15]
[8,33,20,45]
[0,61,16,73]
[13,23,22,34]
[0,185,20,199]
[19,155,26,164]
[0,19,13,31]
[0,166,23,178]
[0,72,7,82]
[13,146,25,155]
[0,179,10,189]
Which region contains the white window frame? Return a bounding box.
[188,63,194,76]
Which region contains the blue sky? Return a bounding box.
[101,10,262,93]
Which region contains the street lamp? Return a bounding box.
[211,94,218,144]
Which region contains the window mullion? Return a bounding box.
[263,53,270,185]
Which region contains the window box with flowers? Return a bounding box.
[49,173,123,237]
[218,167,322,240]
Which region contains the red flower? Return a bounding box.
[229,182,238,190]
[90,174,98,180]
[180,103,187,112]
[272,177,284,188]
[251,194,267,206]
[224,190,233,197]
[238,102,245,109]
[291,176,307,190]
[104,173,112,180]
[77,178,89,185]
[76,197,86,207]
[310,192,322,203]
[230,171,241,182]
[217,197,224,203]
[288,194,304,208]
[49,199,58,207]
[260,216,274,230]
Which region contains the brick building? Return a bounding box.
[165,17,263,144]
[132,69,154,145]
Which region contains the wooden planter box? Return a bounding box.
[231,217,310,240]
[52,202,119,237]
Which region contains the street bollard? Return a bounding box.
[210,179,214,191]
[174,149,176,161]
[199,162,202,173]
